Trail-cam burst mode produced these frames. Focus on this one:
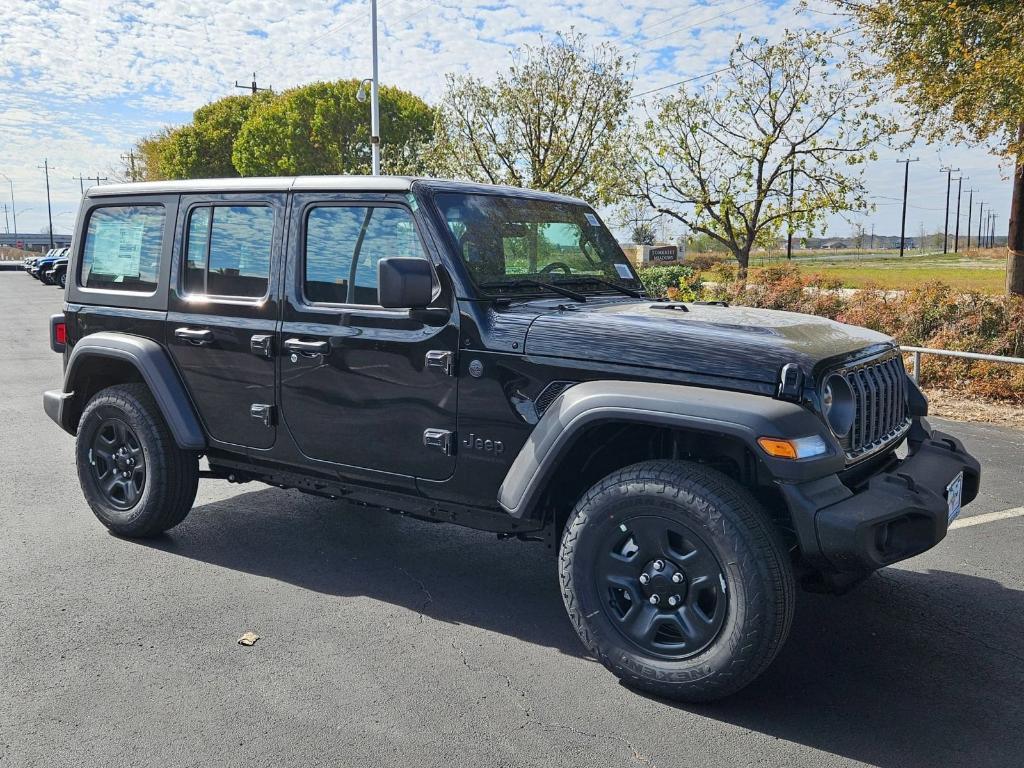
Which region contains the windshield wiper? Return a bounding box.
[556,276,645,298]
[479,279,587,303]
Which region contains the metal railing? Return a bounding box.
[903,345,1024,383]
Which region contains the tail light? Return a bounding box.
[50,314,66,353]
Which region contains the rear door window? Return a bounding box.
[80,205,165,292]
[183,205,274,299]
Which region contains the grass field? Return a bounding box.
[747,248,1008,293]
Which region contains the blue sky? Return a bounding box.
[0,0,1014,240]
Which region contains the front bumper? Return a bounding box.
[781,420,980,573]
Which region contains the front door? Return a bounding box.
[166,193,285,450]
[279,192,459,480]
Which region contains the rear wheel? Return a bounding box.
[559,460,794,702]
[58,270,66,288]
[76,383,199,537]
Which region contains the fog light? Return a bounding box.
[757,435,829,460]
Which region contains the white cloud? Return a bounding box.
[0,0,1013,236]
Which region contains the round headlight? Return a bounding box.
[822,374,855,437]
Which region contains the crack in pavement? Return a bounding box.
[396,565,433,623]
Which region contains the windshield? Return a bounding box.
[433,192,642,297]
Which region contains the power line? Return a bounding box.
[632,66,734,98]
[640,0,764,46]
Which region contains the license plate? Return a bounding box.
[946,472,964,524]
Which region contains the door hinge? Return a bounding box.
[423,428,454,455]
[425,350,455,376]
[250,403,275,427]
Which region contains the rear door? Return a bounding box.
[166,193,285,450]
[279,191,459,480]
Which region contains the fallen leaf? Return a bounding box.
[238,631,260,646]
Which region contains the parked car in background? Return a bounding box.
[24,249,56,274]
[46,253,69,288]
[32,247,68,283]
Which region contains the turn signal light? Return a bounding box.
[757,435,829,460]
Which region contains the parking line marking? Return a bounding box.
[950,507,1024,530]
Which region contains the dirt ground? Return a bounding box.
[924,388,1024,428]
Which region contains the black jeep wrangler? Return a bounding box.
[44,177,980,701]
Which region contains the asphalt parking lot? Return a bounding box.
[1,269,1022,768]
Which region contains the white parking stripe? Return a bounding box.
[950,507,1024,530]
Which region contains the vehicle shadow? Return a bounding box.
[669,567,1024,768]
[151,487,1024,768]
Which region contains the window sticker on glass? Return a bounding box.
[615,263,633,279]
[584,212,600,227]
[91,219,143,280]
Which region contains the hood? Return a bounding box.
[523,300,893,385]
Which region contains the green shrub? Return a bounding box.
[637,264,701,300]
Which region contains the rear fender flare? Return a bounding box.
[58,332,205,450]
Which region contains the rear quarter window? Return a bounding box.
[80,205,165,292]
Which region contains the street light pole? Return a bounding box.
[369,0,381,176]
[37,159,54,249]
[0,173,16,237]
[898,158,919,258]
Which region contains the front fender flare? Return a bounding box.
[497,380,843,519]
[48,332,205,450]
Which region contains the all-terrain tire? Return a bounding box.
[76,383,199,537]
[559,460,795,702]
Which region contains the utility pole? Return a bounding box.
[3,203,9,234]
[870,222,875,251]
[990,213,998,248]
[953,176,966,252]
[898,158,919,258]
[120,150,139,182]
[940,166,959,253]
[0,173,16,237]
[965,188,976,249]
[38,159,54,248]
[73,174,109,194]
[978,201,985,249]
[235,72,271,95]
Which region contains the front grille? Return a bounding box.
[838,351,910,461]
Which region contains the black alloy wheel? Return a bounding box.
[88,417,146,509]
[596,514,727,660]
[559,460,795,702]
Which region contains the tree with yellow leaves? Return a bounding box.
[833,0,1024,294]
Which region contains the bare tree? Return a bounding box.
[429,30,633,204]
[632,30,897,275]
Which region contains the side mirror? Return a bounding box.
[378,257,435,309]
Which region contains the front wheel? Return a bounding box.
[559,460,794,702]
[76,383,199,537]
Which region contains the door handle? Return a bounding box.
[250,334,274,358]
[174,327,213,346]
[283,338,330,357]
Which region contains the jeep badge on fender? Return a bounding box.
[43,175,981,702]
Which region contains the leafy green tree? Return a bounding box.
[232,80,434,176]
[429,30,632,203]
[831,0,1024,294]
[631,30,895,276]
